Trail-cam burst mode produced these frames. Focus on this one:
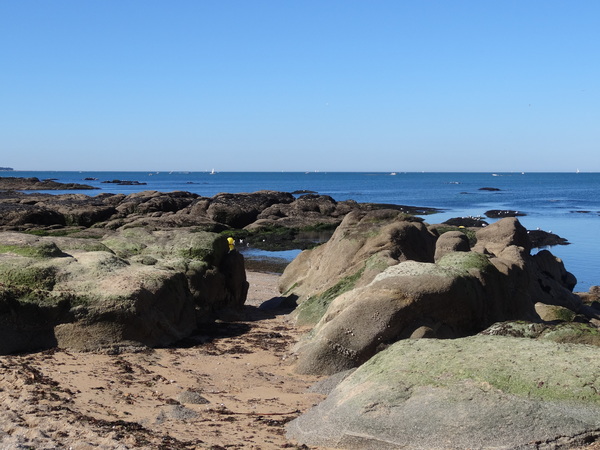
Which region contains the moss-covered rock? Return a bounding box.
[280,209,437,311]
[0,228,248,354]
[287,335,600,449]
[292,258,528,375]
[294,267,365,326]
[482,320,600,347]
[437,250,494,272]
[0,241,63,258]
[0,264,58,291]
[535,302,577,322]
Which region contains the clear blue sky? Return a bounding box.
[1,1,599,172]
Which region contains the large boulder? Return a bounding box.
[481,320,600,346]
[287,335,600,449]
[433,229,470,262]
[0,202,66,227]
[42,194,118,227]
[292,252,538,375]
[0,229,248,354]
[473,216,531,255]
[279,209,436,317]
[252,194,354,229]
[206,191,295,228]
[114,190,199,216]
[283,217,587,376]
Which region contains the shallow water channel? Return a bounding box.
[239,247,302,273]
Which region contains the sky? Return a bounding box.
[1,1,599,172]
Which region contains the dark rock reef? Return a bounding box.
[485,209,526,218]
[0,189,440,245]
[0,176,97,191]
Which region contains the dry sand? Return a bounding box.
[0,271,325,449]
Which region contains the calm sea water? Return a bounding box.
[6,170,600,291]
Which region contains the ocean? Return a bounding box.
[5,170,600,291]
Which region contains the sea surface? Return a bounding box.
[5,170,600,291]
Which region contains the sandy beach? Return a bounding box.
[0,271,325,449]
[3,270,600,450]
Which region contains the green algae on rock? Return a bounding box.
[0,229,248,354]
[287,335,600,449]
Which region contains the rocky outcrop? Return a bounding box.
[101,179,146,185]
[0,176,96,190]
[0,190,440,239]
[485,209,526,218]
[473,216,531,254]
[443,216,488,227]
[433,230,470,262]
[279,210,437,327]
[287,335,600,449]
[250,194,349,229]
[206,191,296,228]
[0,229,248,354]
[527,228,570,247]
[285,214,600,446]
[282,216,590,375]
[481,320,600,346]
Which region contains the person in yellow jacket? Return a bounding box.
[227,237,235,251]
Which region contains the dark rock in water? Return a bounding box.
[485,209,526,218]
[527,229,570,247]
[479,187,501,191]
[443,216,488,227]
[101,179,147,185]
[360,202,441,215]
[83,177,98,181]
[292,189,318,194]
[0,176,97,190]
